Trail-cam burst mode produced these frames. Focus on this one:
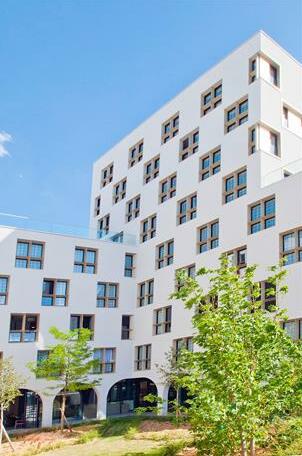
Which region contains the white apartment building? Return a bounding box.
[0,30,301,429]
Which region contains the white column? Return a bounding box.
[95,386,107,420]
[156,383,169,416]
[40,394,55,428]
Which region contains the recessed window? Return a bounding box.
[129,139,144,168]
[124,253,135,277]
[70,314,94,338]
[225,96,248,134]
[179,128,199,161]
[173,337,193,360]
[140,214,157,243]
[201,80,223,117]
[74,247,97,274]
[42,279,69,307]
[161,112,179,143]
[0,276,9,305]
[283,319,302,341]
[225,246,247,270]
[175,264,195,291]
[248,196,275,234]
[101,163,114,188]
[98,214,110,237]
[15,240,44,269]
[113,178,127,204]
[199,147,221,181]
[138,279,154,307]
[248,124,280,156]
[144,155,160,184]
[154,306,172,335]
[121,315,132,340]
[159,173,176,203]
[156,239,174,269]
[97,282,119,308]
[94,196,101,217]
[223,167,247,204]
[249,53,279,87]
[256,281,276,311]
[135,344,151,370]
[177,193,197,225]
[125,195,140,222]
[280,227,302,266]
[9,314,39,343]
[197,220,219,253]
[93,348,116,373]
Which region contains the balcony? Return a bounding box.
[0,214,136,245]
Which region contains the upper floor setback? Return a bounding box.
[91,32,301,203]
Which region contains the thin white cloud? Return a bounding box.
[0,131,12,157]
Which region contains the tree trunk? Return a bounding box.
[0,404,3,446]
[241,438,247,456]
[60,394,66,431]
[175,388,180,419]
[249,438,256,456]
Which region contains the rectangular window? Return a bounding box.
[15,240,44,269]
[248,196,275,234]
[225,246,247,270]
[124,253,135,277]
[113,178,127,204]
[256,281,276,311]
[125,195,140,222]
[73,247,97,274]
[223,167,247,203]
[42,279,69,307]
[283,319,302,341]
[101,163,114,188]
[97,282,119,307]
[138,279,154,307]
[179,128,199,161]
[98,214,110,237]
[156,239,174,269]
[144,155,160,184]
[159,173,176,203]
[199,147,221,181]
[249,53,279,87]
[161,112,179,143]
[154,306,172,335]
[70,314,94,338]
[248,124,280,157]
[121,315,132,340]
[248,125,257,154]
[0,276,9,305]
[177,193,197,225]
[140,214,157,243]
[270,132,279,156]
[197,219,219,253]
[93,348,116,373]
[224,96,248,134]
[129,139,144,168]
[280,227,302,266]
[135,344,151,370]
[175,264,195,291]
[174,337,193,360]
[9,314,39,343]
[94,196,101,217]
[200,80,222,117]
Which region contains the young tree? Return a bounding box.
[29,326,100,431]
[0,357,24,449]
[172,258,302,456]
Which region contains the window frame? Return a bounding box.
[199,146,221,181]
[143,155,160,184]
[176,192,197,225]
[280,226,302,266]
[124,253,135,277]
[113,177,127,204]
[222,166,247,204]
[179,128,199,161]
[200,80,223,117]
[125,194,140,222]
[137,279,154,307]
[128,139,144,168]
[248,195,276,235]
[161,112,179,144]
[15,239,44,270]
[224,95,249,134]
[156,239,174,269]
[197,219,219,254]
[0,275,9,305]
[153,306,172,335]
[41,278,69,307]
[73,247,98,274]
[9,313,39,343]
[101,162,114,188]
[140,214,157,243]
[135,344,151,370]
[159,173,177,203]
[97,282,119,308]
[93,348,116,374]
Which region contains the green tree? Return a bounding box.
[172,257,302,456]
[0,357,24,449]
[29,326,100,431]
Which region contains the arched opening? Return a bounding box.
[4,389,42,429]
[167,386,189,413]
[52,388,97,424]
[107,378,157,417]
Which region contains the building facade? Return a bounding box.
[0,31,302,428]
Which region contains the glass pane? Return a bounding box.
[42,296,53,306]
[74,249,84,263]
[108,284,117,298]
[10,315,23,330]
[15,259,27,268]
[9,332,21,342]
[283,233,295,252]
[265,199,275,216]
[16,242,29,257]
[125,255,133,268]
[30,260,41,269]
[74,264,83,273]
[0,296,6,305]
[251,204,261,221]
[225,177,234,192]
[23,331,36,342]
[25,316,37,330]
[97,283,106,297]
[70,316,80,330]
[97,298,106,308]
[86,250,96,264]
[227,108,236,121]
[31,243,43,258]
[213,151,220,163]
[238,170,247,186]
[56,281,67,296]
[168,242,174,255]
[85,265,95,274]
[284,321,298,340]
[200,227,208,241]
[239,100,248,113]
[43,280,54,294]
[0,278,8,293]
[211,222,219,237]
[55,297,66,306]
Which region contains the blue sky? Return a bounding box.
[0,0,301,228]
